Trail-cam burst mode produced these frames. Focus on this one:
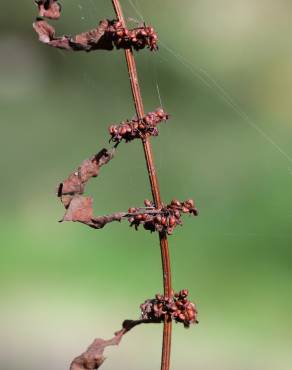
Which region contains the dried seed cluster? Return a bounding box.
[111,21,158,51]
[128,199,198,235]
[141,290,198,328]
[109,108,168,143]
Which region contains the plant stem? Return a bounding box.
[111,1,172,369]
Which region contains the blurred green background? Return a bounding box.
[0,0,291,369]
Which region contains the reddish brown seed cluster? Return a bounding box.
[109,108,168,143]
[110,21,158,51]
[127,199,198,235]
[140,289,198,328]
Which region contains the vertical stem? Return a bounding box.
[111,1,172,370]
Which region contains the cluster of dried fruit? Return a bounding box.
[33,1,158,52]
[128,199,198,235]
[111,21,158,51]
[141,289,198,328]
[109,108,169,143]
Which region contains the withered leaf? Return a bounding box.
[62,195,93,223]
[58,148,115,198]
[33,19,114,52]
[58,148,125,229]
[36,0,61,19]
[61,195,125,229]
[33,20,57,45]
[70,331,124,370]
[70,319,161,370]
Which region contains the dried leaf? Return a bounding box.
[62,195,93,223]
[57,148,126,229]
[70,319,161,370]
[58,148,115,199]
[70,331,124,370]
[60,194,125,229]
[33,19,114,51]
[33,20,57,45]
[36,0,61,19]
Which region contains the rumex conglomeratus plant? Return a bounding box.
[33,1,199,369]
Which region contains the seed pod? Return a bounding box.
[128,207,136,213]
[144,115,152,124]
[169,216,176,227]
[178,313,185,321]
[109,125,115,134]
[116,30,124,37]
[156,108,164,118]
[186,199,194,207]
[181,289,189,297]
[187,310,195,320]
[155,215,162,223]
[161,216,167,225]
[170,304,177,311]
[120,126,127,135]
[144,199,152,207]
[171,199,181,207]
[174,210,180,218]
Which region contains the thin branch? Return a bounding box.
[111,1,173,370]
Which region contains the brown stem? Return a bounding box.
[111,1,172,370]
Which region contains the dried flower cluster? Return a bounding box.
[109,108,169,143]
[33,1,158,52]
[128,199,198,235]
[141,290,198,328]
[111,21,158,51]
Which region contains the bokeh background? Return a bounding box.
[0,1,291,369]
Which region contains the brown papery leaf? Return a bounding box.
[62,195,94,223]
[33,19,113,51]
[58,148,115,200]
[70,331,124,370]
[61,195,125,229]
[36,0,61,19]
[70,319,160,370]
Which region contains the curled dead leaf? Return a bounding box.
[36,0,61,19]
[70,331,124,370]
